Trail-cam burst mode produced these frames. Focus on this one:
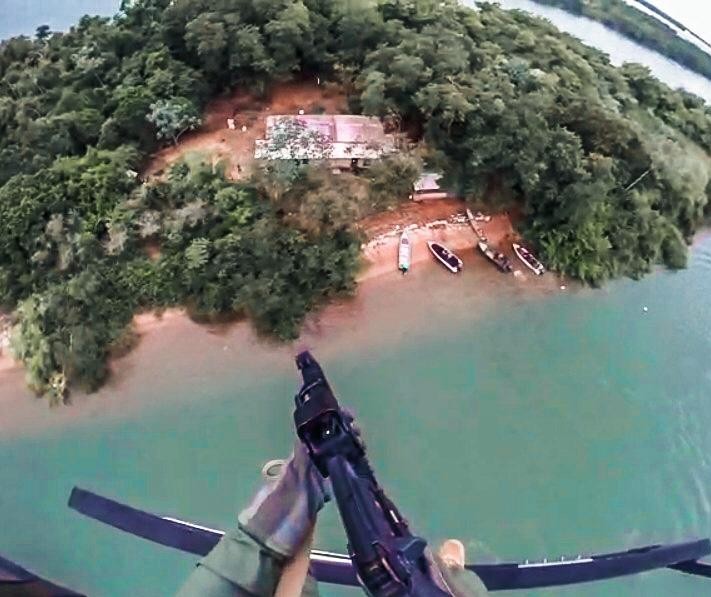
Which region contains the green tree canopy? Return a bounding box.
[147,97,201,145]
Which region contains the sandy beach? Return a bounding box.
[0,352,18,373]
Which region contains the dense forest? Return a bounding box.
[530,0,711,81]
[1,0,711,400]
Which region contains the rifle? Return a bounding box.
[293,350,450,596]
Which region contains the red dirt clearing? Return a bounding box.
[143,80,348,180]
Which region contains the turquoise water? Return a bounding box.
[2,237,711,596]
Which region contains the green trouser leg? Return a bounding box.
[176,566,320,597]
[437,562,489,597]
[176,529,489,596]
[176,526,320,597]
[176,566,241,597]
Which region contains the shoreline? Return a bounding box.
[2,202,707,385]
[5,201,707,436]
[0,199,561,438]
[0,200,534,436]
[0,200,518,376]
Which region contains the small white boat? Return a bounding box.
[465,208,488,242]
[398,231,411,273]
[427,241,462,273]
[513,243,545,275]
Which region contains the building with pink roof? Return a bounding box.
[255,114,396,169]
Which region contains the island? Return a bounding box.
[0,0,710,402]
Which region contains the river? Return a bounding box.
[2,2,711,597]
[492,0,711,102]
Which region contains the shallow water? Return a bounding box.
[2,237,711,596]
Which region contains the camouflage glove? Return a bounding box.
[433,540,489,596]
[238,442,330,558]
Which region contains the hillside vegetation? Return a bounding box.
[1,0,710,400]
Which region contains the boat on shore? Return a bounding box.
[398,231,411,273]
[477,241,513,273]
[465,208,488,242]
[513,243,545,275]
[427,241,462,273]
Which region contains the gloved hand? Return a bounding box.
[178,445,328,597]
[238,441,330,559]
[433,540,489,596]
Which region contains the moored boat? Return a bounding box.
[465,208,488,242]
[398,231,411,273]
[427,241,462,273]
[477,241,513,273]
[512,243,545,275]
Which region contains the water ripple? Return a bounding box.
[692,250,711,269]
[664,395,711,537]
